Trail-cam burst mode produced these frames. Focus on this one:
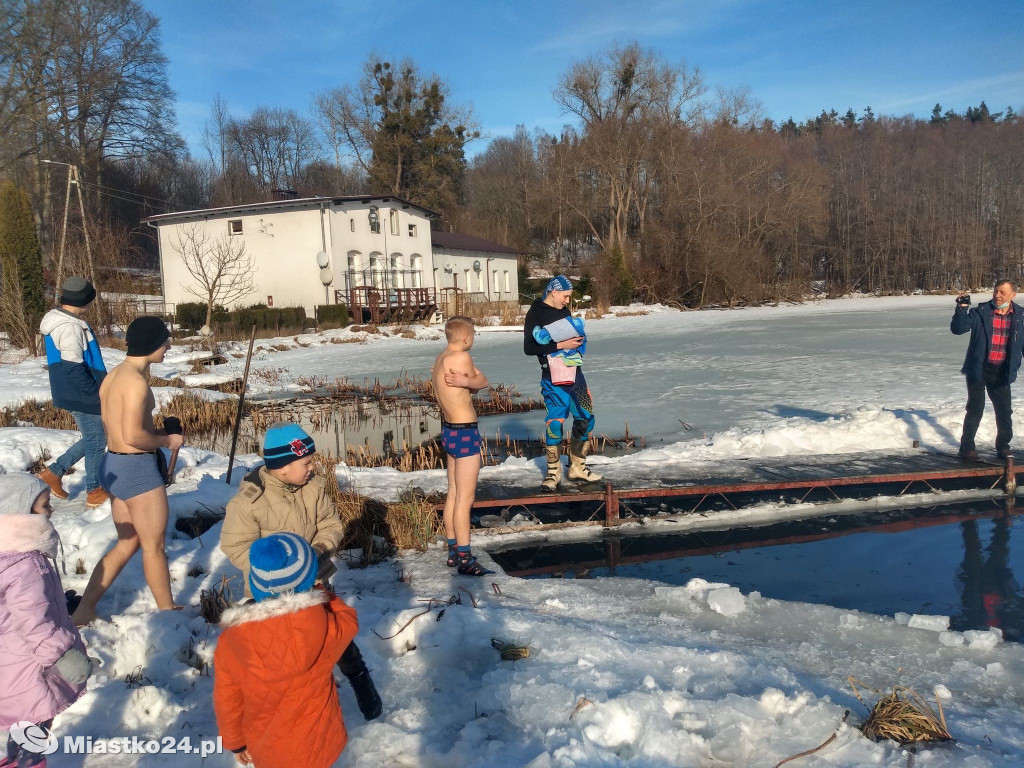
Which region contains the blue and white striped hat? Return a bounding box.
[248,533,318,602]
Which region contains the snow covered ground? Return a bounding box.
[3,294,1024,766]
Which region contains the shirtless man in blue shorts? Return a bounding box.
[431,316,492,576]
[71,316,185,625]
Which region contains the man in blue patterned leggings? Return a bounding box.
[524,276,601,490]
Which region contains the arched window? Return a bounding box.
[411,254,422,288]
[369,251,384,290]
[390,253,401,289]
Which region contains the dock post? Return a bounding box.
[1005,455,1017,495]
[604,482,619,525]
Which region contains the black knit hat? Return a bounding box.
[126,316,170,357]
[60,277,96,307]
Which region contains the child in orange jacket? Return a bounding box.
[213,533,358,768]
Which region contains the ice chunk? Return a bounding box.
[907,614,950,632]
[840,613,860,628]
[894,612,911,625]
[939,631,965,647]
[986,662,1005,675]
[964,629,1002,650]
[933,685,952,701]
[707,586,746,616]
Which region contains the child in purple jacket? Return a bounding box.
[0,473,92,768]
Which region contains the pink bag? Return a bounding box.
[547,354,578,385]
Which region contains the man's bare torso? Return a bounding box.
[100,362,155,453]
[431,348,476,423]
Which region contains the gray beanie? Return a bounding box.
[0,471,49,515]
[60,276,96,307]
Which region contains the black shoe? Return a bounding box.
[959,449,981,462]
[346,669,383,721]
[998,450,1014,460]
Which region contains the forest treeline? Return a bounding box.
[1,0,1022,308]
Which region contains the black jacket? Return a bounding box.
[524,299,571,380]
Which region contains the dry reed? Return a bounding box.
[0,400,76,430]
[491,639,531,661]
[312,454,442,561]
[199,575,235,624]
[849,676,953,745]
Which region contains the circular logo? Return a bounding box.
[10,721,59,755]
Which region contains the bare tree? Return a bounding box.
[170,224,256,328]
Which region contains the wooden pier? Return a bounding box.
[445,449,1020,529]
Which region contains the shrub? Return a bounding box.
[220,304,307,333]
[175,302,227,330]
[316,303,349,327]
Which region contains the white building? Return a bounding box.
[143,195,521,324]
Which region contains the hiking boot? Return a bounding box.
[457,555,495,577]
[567,438,602,483]
[958,449,981,462]
[541,445,561,491]
[36,467,69,500]
[85,487,110,508]
[345,669,383,721]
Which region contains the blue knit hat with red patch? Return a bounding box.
[262,422,316,469]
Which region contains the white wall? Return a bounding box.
[156,200,436,317]
[327,202,435,301]
[431,249,519,301]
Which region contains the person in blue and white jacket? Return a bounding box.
[36,277,109,508]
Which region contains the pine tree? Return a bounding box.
[0,182,46,353]
[930,104,946,125]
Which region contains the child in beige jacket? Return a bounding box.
[219,422,382,721]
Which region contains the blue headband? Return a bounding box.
[545,275,573,296]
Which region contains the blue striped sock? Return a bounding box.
[447,538,457,551]
[457,545,472,560]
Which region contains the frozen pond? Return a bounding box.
[491,498,1024,641]
[266,299,970,446]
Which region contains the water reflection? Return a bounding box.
[489,499,1024,641]
[952,514,1024,640]
[200,398,443,460]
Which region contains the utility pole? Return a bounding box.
[43,160,103,324]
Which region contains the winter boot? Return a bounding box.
[85,487,110,508]
[36,467,69,500]
[541,445,562,491]
[567,438,602,483]
[337,642,383,721]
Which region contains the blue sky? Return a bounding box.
[143,0,1023,159]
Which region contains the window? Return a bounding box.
[228,219,242,235]
[464,269,471,291]
[391,255,401,288]
[411,255,421,288]
[350,218,355,232]
[389,209,400,235]
[408,223,417,237]
[493,270,500,296]
[504,270,510,292]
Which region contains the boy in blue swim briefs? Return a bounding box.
[71,316,184,626]
[430,316,493,576]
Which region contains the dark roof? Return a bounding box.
[431,231,520,255]
[141,195,440,224]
